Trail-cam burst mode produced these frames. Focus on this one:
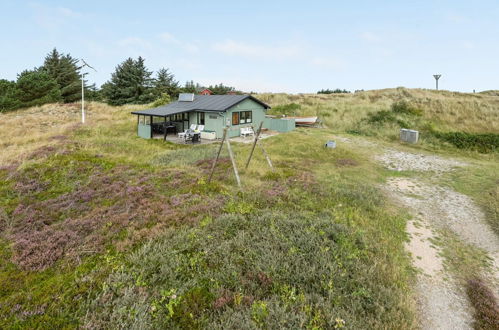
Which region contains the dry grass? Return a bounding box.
[0,102,147,165]
[257,88,499,133]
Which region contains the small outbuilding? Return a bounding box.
[131,93,295,140]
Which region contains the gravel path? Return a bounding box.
[387,177,475,330]
[376,149,467,173]
[376,148,499,330]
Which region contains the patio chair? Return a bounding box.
[240,126,255,138]
[196,125,205,132]
[178,125,197,139]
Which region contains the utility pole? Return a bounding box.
[433,74,441,90]
[81,73,85,123]
[80,59,96,124]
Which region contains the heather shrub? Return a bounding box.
[86,209,410,329]
[153,145,229,167]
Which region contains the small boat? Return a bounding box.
[287,116,318,126]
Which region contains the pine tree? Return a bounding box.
[42,48,81,103]
[153,68,179,98]
[103,57,155,105]
[15,69,61,107]
[0,79,21,112]
[208,83,237,95]
[182,80,197,93]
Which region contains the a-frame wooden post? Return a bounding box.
[208,127,242,189]
[245,121,274,171]
[226,136,241,188]
[245,121,263,169]
[208,128,227,184]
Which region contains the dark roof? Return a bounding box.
[131,95,270,117]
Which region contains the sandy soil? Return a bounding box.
[378,149,497,330]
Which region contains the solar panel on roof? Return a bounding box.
[179,93,194,102]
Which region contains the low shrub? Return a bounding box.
[85,207,412,329]
[151,93,171,107]
[433,131,499,153]
[367,110,396,124]
[466,277,499,329]
[391,100,423,116]
[153,146,227,167]
[269,103,301,116]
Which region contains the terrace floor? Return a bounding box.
[152,130,279,145]
[152,134,218,145]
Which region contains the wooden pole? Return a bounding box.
[260,145,274,170]
[150,116,153,139]
[226,136,241,188]
[208,128,227,183]
[163,116,167,141]
[245,121,263,169]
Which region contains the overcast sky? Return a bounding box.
[1,0,498,93]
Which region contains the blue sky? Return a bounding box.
[1,0,498,93]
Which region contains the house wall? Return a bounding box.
[263,117,296,132]
[137,123,151,139]
[225,99,267,138]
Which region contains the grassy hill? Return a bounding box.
[0,89,497,328]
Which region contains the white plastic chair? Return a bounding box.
[196,125,205,132]
[240,126,254,138]
[178,125,197,139]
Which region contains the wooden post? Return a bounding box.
[208,128,227,184]
[260,145,274,170]
[150,116,153,139]
[226,136,241,188]
[245,121,263,169]
[163,116,167,141]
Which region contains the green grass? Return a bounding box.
[1,89,498,328]
[0,122,417,328]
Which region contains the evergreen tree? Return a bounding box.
[208,83,237,95]
[153,68,179,98]
[42,48,82,103]
[103,57,155,105]
[15,69,61,107]
[182,80,197,93]
[0,79,21,112]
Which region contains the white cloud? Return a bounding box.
[116,37,151,49]
[158,32,199,53]
[360,32,381,43]
[310,56,345,70]
[445,12,469,23]
[29,2,82,29]
[461,41,474,49]
[212,39,301,60]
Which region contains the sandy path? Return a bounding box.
[376,149,499,330]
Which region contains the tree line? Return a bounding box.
[317,88,351,94]
[0,48,239,113]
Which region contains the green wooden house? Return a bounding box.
[131,94,295,139]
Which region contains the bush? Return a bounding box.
[151,93,171,107]
[466,277,499,329]
[391,100,422,116]
[433,131,499,153]
[270,103,301,115]
[367,110,396,124]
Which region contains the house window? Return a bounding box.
[232,112,239,125]
[240,111,252,124]
[198,112,205,125]
[232,111,252,125]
